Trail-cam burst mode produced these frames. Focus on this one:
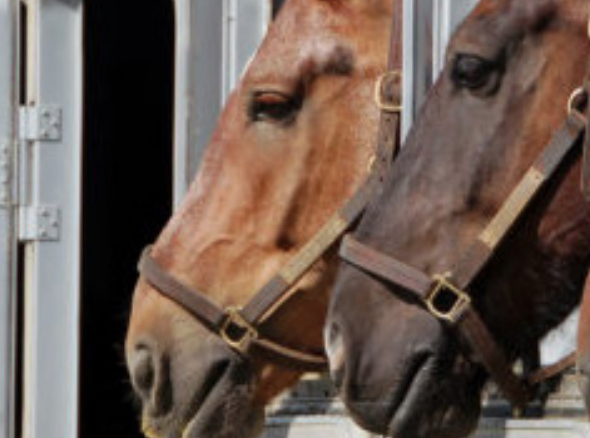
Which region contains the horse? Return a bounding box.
[325,1,590,437]
[124,1,402,438]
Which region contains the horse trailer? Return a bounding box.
[0,1,588,438]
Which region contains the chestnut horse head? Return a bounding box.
[326,1,590,437]
[125,1,399,437]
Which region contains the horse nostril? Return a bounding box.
[128,342,173,418]
[130,346,156,401]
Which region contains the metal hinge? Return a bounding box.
[16,105,63,240]
[19,105,62,142]
[18,205,61,242]
[0,140,11,207]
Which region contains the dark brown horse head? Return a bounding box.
[124,0,398,437]
[326,1,590,437]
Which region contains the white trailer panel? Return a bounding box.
[402,0,479,137]
[0,1,18,438]
[20,1,83,438]
[173,0,270,206]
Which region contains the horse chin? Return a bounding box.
[181,397,264,438]
[387,395,480,438]
[180,363,265,438]
[386,363,482,438]
[142,358,264,438]
[342,355,482,438]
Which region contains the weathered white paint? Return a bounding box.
[0,1,18,438]
[20,2,83,438]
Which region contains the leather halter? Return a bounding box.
[137,3,404,371]
[339,76,590,407]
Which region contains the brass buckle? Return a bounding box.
[220,307,258,352]
[367,155,377,172]
[425,274,471,324]
[374,71,402,113]
[567,87,587,119]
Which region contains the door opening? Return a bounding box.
[81,1,174,437]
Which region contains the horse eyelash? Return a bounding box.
[247,91,301,125]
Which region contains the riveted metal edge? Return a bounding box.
[0,139,11,208]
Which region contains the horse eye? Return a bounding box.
[249,91,300,124]
[451,54,495,90]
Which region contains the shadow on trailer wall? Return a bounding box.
[81,1,173,437]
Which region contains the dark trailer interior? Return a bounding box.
[82,1,173,437]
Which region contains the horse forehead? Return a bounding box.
[472,0,555,16]
[450,0,561,56]
[470,0,558,32]
[245,28,355,84]
[286,0,394,28]
[310,0,379,10]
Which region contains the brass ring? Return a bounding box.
[425,273,471,324]
[374,70,403,113]
[367,155,376,172]
[567,87,587,116]
[220,307,258,353]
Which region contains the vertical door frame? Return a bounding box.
[402,0,479,138]
[20,1,83,438]
[172,0,270,206]
[172,0,223,206]
[0,1,19,437]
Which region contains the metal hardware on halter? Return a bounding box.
[425,274,471,324]
[375,70,403,113]
[367,155,377,172]
[220,307,259,353]
[567,87,587,119]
